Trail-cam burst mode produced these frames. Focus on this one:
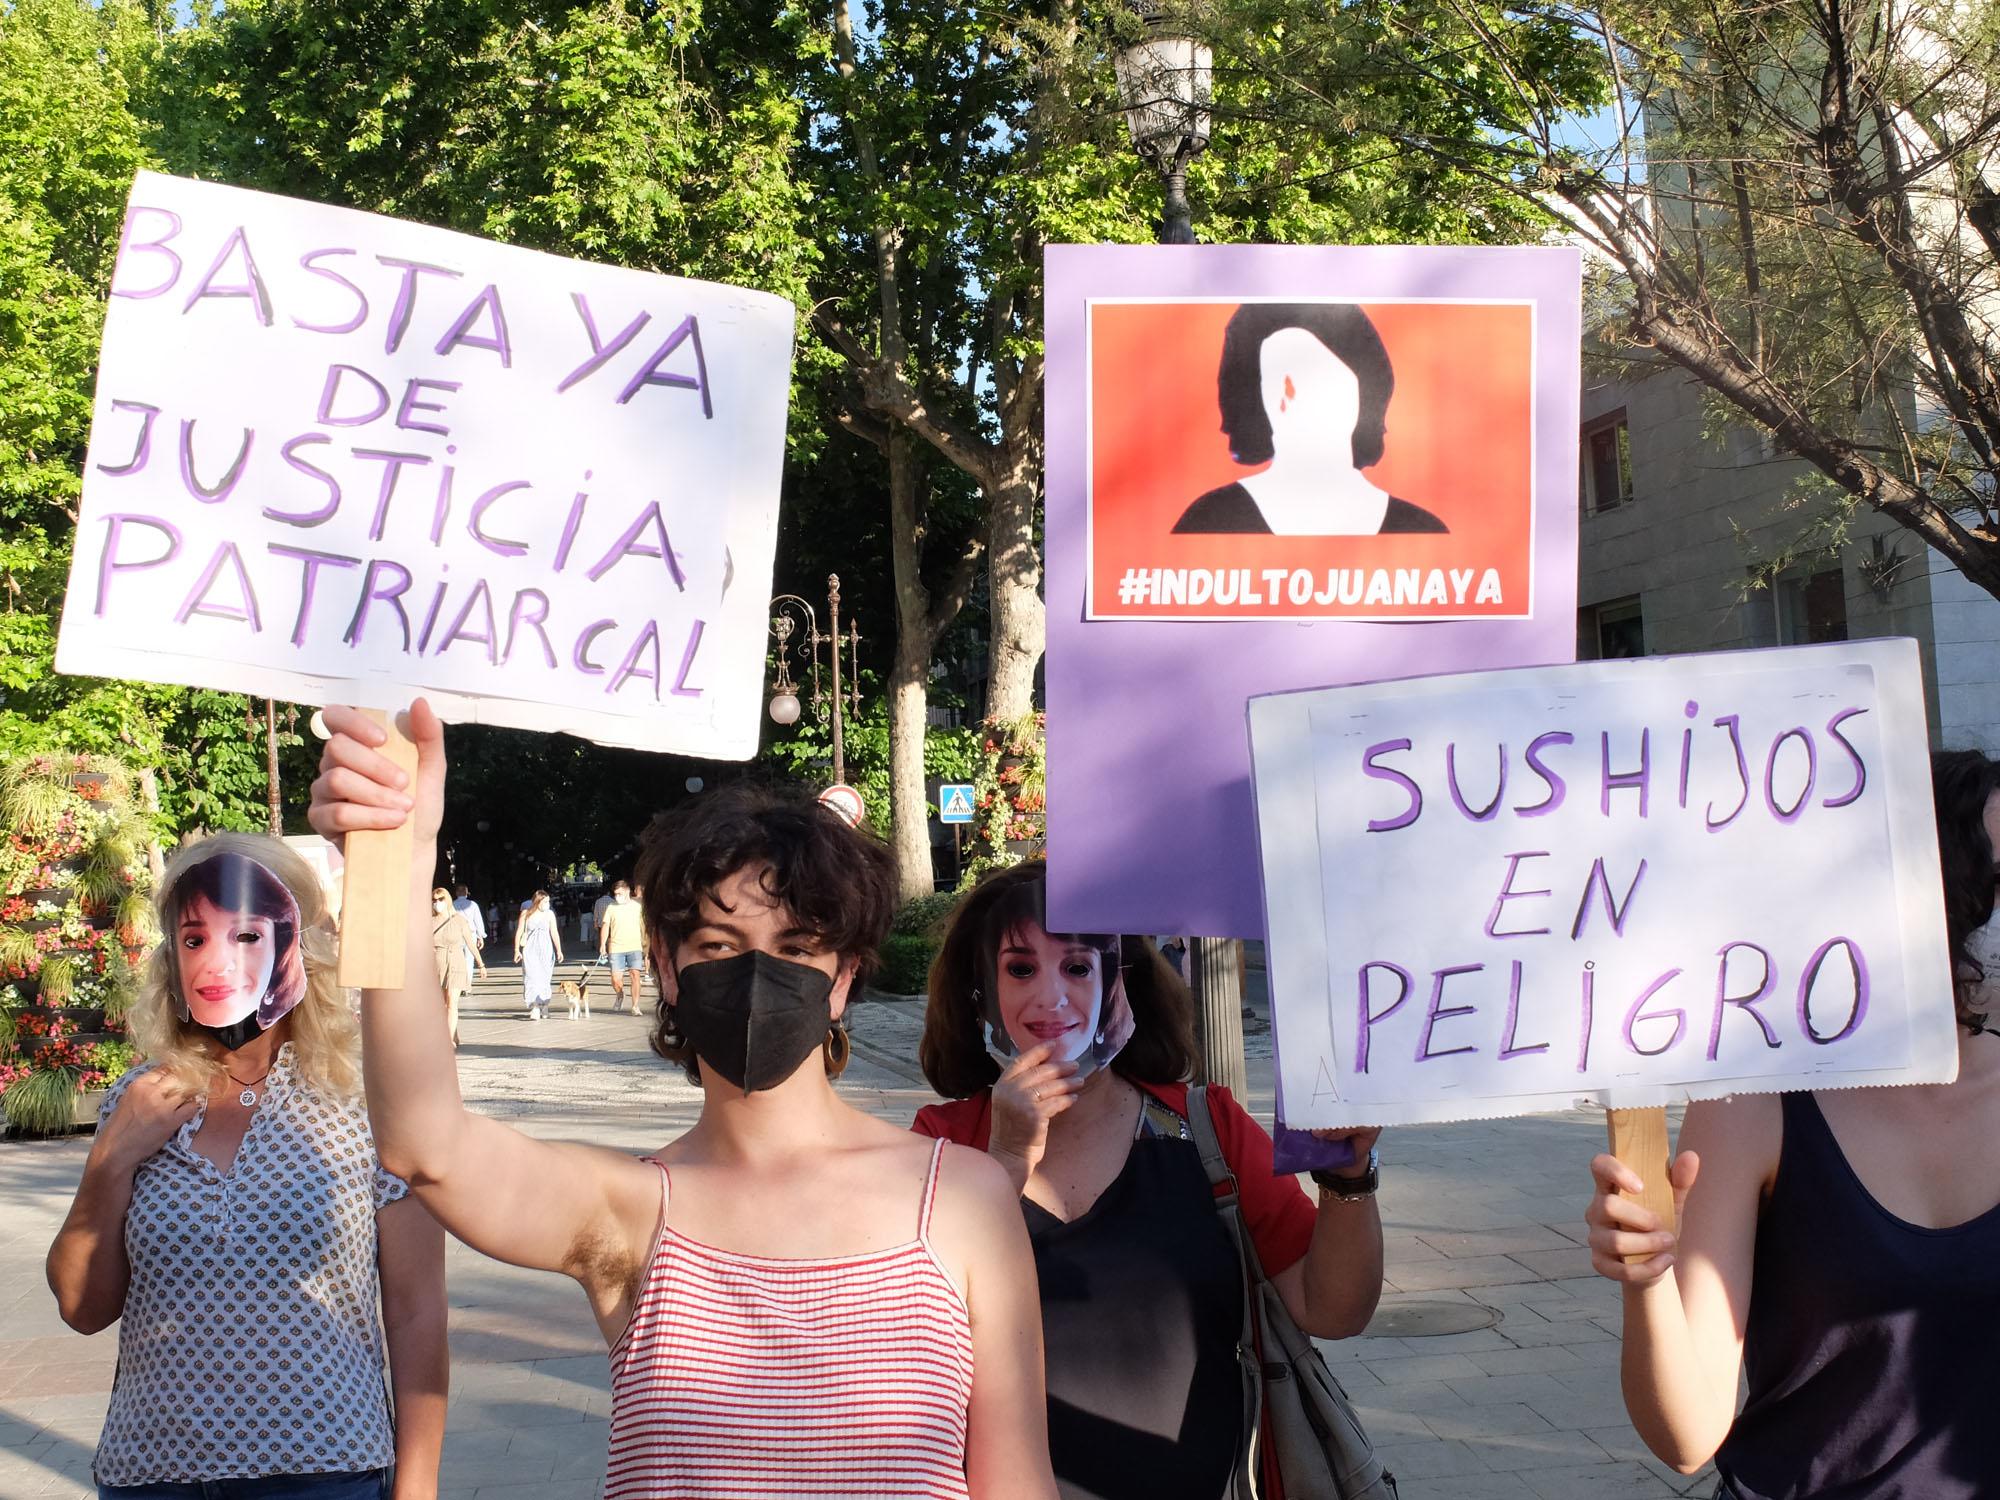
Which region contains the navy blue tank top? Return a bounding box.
[1715,1090,2000,1498]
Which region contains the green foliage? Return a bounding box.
[875,932,938,997]
[3,1063,82,1134]
[36,952,76,1004]
[891,889,960,938]
[761,683,981,841]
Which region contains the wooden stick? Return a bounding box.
[335,709,419,989]
[1607,1105,1677,1262]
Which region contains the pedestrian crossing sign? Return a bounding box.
[938,784,976,824]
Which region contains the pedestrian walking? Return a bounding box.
[1584,748,2000,1497]
[453,884,488,978]
[598,880,646,1013]
[915,860,1386,1500]
[513,890,561,1021]
[309,701,1056,1499]
[46,833,447,1500]
[431,887,478,1047]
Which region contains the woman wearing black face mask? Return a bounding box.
[307,701,1058,1500]
[46,834,447,1500]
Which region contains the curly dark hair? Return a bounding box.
[634,782,898,1081]
[1216,301,1394,468]
[1935,748,2000,1022]
[919,861,1197,1098]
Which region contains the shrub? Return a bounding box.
[3,1065,83,1135]
[875,933,938,997]
[891,891,960,939]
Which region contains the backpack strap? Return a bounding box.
[1189,1085,1266,1500]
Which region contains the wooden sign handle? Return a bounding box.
[1607,1105,1677,1262]
[335,709,419,989]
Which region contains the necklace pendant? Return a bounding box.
[239,1088,258,1108]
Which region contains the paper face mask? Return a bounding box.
[166,850,307,1051]
[978,888,1135,1079]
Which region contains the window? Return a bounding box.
[1581,411,1634,512]
[1777,567,1848,644]
[1579,595,1646,660]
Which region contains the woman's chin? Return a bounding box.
[187,998,256,1030]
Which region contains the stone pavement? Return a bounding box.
[0,962,1715,1500]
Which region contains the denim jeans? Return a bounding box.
[99,1468,389,1500]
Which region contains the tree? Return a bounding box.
[1221,0,2000,599]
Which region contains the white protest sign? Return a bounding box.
[58,171,794,758]
[1250,638,1957,1128]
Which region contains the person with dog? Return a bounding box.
[513,889,562,1022]
[307,701,1057,1499]
[47,834,447,1500]
[598,880,647,1014]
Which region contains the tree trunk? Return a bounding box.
[886,433,939,902]
[984,462,1044,725]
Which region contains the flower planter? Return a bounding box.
[20,888,66,907]
[72,1089,107,1128]
[53,1007,106,1033]
[1004,838,1042,858]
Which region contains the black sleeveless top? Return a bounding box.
[1023,1104,1243,1500]
[1715,1091,2000,1498]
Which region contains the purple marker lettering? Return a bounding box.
[586,501,686,589]
[468,480,531,558]
[1706,715,1750,829]
[1446,742,1507,820]
[670,618,707,698]
[316,365,391,427]
[558,295,651,394]
[94,400,161,477]
[414,575,451,654]
[376,256,462,355]
[112,205,182,299]
[427,464,456,544]
[268,544,359,646]
[615,314,713,417]
[94,514,182,615]
[396,378,462,438]
[353,449,432,542]
[1705,941,1777,1060]
[552,481,591,572]
[1416,965,1483,1062]
[1600,729,1650,817]
[182,226,273,326]
[1498,961,1548,1058]
[1679,701,1698,808]
[435,579,498,664]
[1569,857,1648,940]
[173,542,262,630]
[343,559,413,650]
[1485,851,1552,938]
[607,621,663,699]
[177,420,254,504]
[1798,938,1868,1044]
[573,619,615,676]
[1519,731,1572,816]
[1577,963,1595,1073]
[265,435,342,527]
[433,285,512,366]
[1354,962,1413,1074]
[502,589,557,668]
[1621,968,1687,1057]
[1763,726,1817,822]
[293,249,368,334]
[1362,739,1422,832]
[1823,708,1869,808]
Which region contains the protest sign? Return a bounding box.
[1044,244,1579,937]
[58,171,795,760]
[1249,638,1958,1130]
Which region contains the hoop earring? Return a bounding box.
[659,1004,686,1050]
[824,1022,851,1077]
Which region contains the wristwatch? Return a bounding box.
[1311,1148,1379,1201]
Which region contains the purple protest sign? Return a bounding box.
[1044,244,1582,937]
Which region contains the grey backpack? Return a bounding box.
[1188,1085,1398,1500]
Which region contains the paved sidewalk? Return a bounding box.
[0,965,1712,1499]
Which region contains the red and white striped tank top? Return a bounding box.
[605,1138,975,1499]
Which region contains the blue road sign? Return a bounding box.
[938,783,976,824]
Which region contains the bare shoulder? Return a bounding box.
[1680,1094,1782,1195]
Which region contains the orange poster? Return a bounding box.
[1087,299,1536,620]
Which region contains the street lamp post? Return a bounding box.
[1113,4,1244,1094]
[768,574,863,787]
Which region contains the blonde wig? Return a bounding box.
[128,833,359,1100]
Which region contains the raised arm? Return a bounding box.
[309,703,655,1289]
[1584,1094,1772,1472]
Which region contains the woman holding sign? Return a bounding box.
[308,702,1057,1500]
[1584,748,2000,1496]
[46,835,446,1500]
[914,861,1386,1500]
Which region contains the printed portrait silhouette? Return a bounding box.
[1173,303,1449,536]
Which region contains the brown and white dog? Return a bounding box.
[557,976,591,1020]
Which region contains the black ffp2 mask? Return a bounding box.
[673,950,835,1093]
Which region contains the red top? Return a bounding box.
[913,1079,1317,1275]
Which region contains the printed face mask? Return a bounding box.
[673,949,835,1093]
[1965,910,2000,1011]
[978,899,1133,1081]
[167,850,306,1052]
